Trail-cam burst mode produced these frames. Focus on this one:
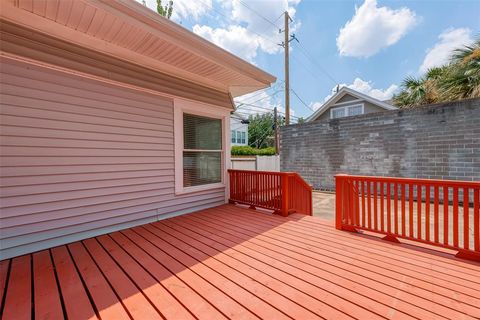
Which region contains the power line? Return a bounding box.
[196,0,280,47]
[293,40,339,86]
[290,88,314,111]
[238,1,283,30]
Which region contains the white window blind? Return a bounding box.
[183,113,222,187]
[331,107,345,119]
[348,105,363,116]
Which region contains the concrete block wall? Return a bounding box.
[280,98,480,190]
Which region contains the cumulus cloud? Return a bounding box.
[234,88,285,116]
[336,0,417,58]
[419,28,474,73]
[138,0,212,21]
[310,78,399,111]
[194,0,301,61]
[193,25,261,61]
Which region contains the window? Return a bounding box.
[183,114,222,188]
[330,104,364,119]
[331,107,345,119]
[241,131,246,144]
[348,105,363,116]
[231,130,236,143]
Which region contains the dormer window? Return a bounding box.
[330,104,364,119]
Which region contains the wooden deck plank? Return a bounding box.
[82,238,162,319]
[96,234,196,320]
[187,209,476,317]
[108,231,227,320]
[223,208,480,304]
[67,242,130,320]
[155,219,354,320]
[142,223,312,320]
[2,255,31,320]
[33,250,64,320]
[122,228,259,320]
[199,207,480,319]
[50,246,98,320]
[2,204,479,320]
[0,259,10,312]
[173,215,424,319]
[228,206,480,291]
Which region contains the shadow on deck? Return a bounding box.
[1,204,479,319]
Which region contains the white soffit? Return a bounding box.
[1,0,276,97]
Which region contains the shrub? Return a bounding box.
[231,146,276,156]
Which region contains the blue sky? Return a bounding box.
[140,0,480,120]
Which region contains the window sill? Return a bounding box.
[175,182,225,195]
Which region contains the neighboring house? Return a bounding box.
[0,0,275,259]
[306,87,397,122]
[230,112,248,146]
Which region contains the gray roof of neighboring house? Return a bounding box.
[306,87,397,122]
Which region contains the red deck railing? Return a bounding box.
[228,169,313,216]
[335,174,480,261]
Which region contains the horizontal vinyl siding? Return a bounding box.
[0,60,226,259]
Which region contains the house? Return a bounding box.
[230,112,249,146]
[0,0,275,259]
[306,87,397,122]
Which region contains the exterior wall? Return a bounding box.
[0,58,227,259]
[336,93,359,103]
[280,99,480,190]
[230,117,248,146]
[314,100,387,122]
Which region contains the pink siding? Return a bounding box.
[0,60,226,259]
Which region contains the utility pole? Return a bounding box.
[284,11,291,125]
[274,107,279,154]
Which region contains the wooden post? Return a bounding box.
[281,173,289,217]
[284,11,290,125]
[335,174,346,230]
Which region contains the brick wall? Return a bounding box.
[280,98,480,190]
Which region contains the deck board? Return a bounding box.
[1,204,479,319]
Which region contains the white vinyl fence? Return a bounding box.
[231,155,280,172]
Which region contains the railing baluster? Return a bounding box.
[417,184,422,240]
[425,185,430,242]
[409,183,413,238]
[474,188,479,252]
[394,183,398,234]
[453,187,459,248]
[373,181,378,230]
[463,187,469,250]
[434,185,439,243]
[361,180,366,227]
[367,180,372,229]
[380,182,384,232]
[401,184,406,236]
[355,180,360,226]
[386,183,391,233]
[444,186,449,246]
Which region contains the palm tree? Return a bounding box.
[394,37,480,108]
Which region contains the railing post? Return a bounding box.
[335,174,347,230]
[281,173,289,217]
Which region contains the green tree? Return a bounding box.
[393,37,480,108]
[142,0,174,19]
[247,112,285,149]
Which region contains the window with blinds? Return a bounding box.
[183,113,222,187]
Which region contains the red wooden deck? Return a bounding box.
[1,204,479,320]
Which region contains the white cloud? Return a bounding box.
[194,0,301,61]
[234,88,284,116]
[419,28,473,73]
[336,0,417,58]
[193,25,261,61]
[310,77,399,111]
[138,0,212,21]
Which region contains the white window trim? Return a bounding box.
[174,98,231,195]
[330,103,364,119]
